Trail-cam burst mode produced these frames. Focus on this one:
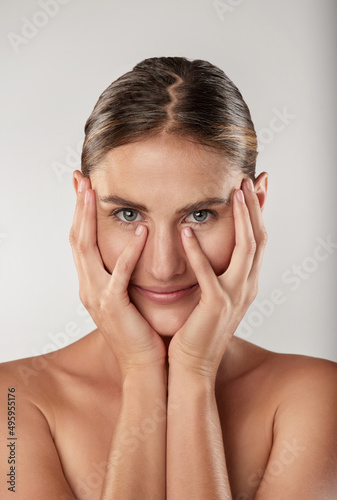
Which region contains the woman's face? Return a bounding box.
[90,133,244,336]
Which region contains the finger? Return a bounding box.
[222,188,256,286]
[107,224,148,297]
[73,186,106,288]
[70,174,89,236]
[241,178,268,282]
[69,175,90,278]
[181,227,222,301]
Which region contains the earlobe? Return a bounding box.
[253,172,268,212]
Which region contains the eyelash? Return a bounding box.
[109,208,219,228]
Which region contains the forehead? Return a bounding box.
[91,134,240,197]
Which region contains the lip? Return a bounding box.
[132,284,198,304]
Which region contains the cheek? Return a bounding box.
[97,227,132,273]
[198,222,235,276]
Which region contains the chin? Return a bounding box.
[147,307,190,336]
[131,300,194,336]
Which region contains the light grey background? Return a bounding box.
[1,0,336,363]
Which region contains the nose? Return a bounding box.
[142,226,187,282]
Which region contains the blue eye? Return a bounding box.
[109,208,217,227]
[185,210,211,223]
[116,209,140,223]
[108,209,142,226]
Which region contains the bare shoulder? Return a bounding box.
[0,342,73,415]
[231,337,337,417]
[0,329,117,430]
[226,336,337,387]
[218,336,337,422]
[0,331,119,498]
[257,343,337,422]
[0,357,75,498]
[0,352,55,394]
[0,349,61,417]
[231,339,337,498]
[0,341,94,499]
[254,341,337,397]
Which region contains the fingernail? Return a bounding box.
[79,179,85,192]
[183,227,193,238]
[236,190,245,203]
[246,178,254,192]
[135,224,144,236]
[85,190,90,204]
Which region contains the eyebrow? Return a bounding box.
[99,194,230,215]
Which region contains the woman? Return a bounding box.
[1,56,336,499]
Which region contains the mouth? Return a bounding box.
[132,283,198,305]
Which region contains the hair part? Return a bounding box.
[81,56,258,180]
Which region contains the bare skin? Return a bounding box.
[1,332,336,499]
[0,134,336,499]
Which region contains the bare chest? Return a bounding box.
[51,377,275,500]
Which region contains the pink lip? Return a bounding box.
[133,284,198,304]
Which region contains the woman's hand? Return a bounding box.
[69,172,166,379]
[168,177,268,382]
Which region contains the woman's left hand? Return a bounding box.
[168,177,268,382]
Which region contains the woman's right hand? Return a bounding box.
[69,171,166,379]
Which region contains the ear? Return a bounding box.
[253,172,268,212]
[72,170,89,196]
